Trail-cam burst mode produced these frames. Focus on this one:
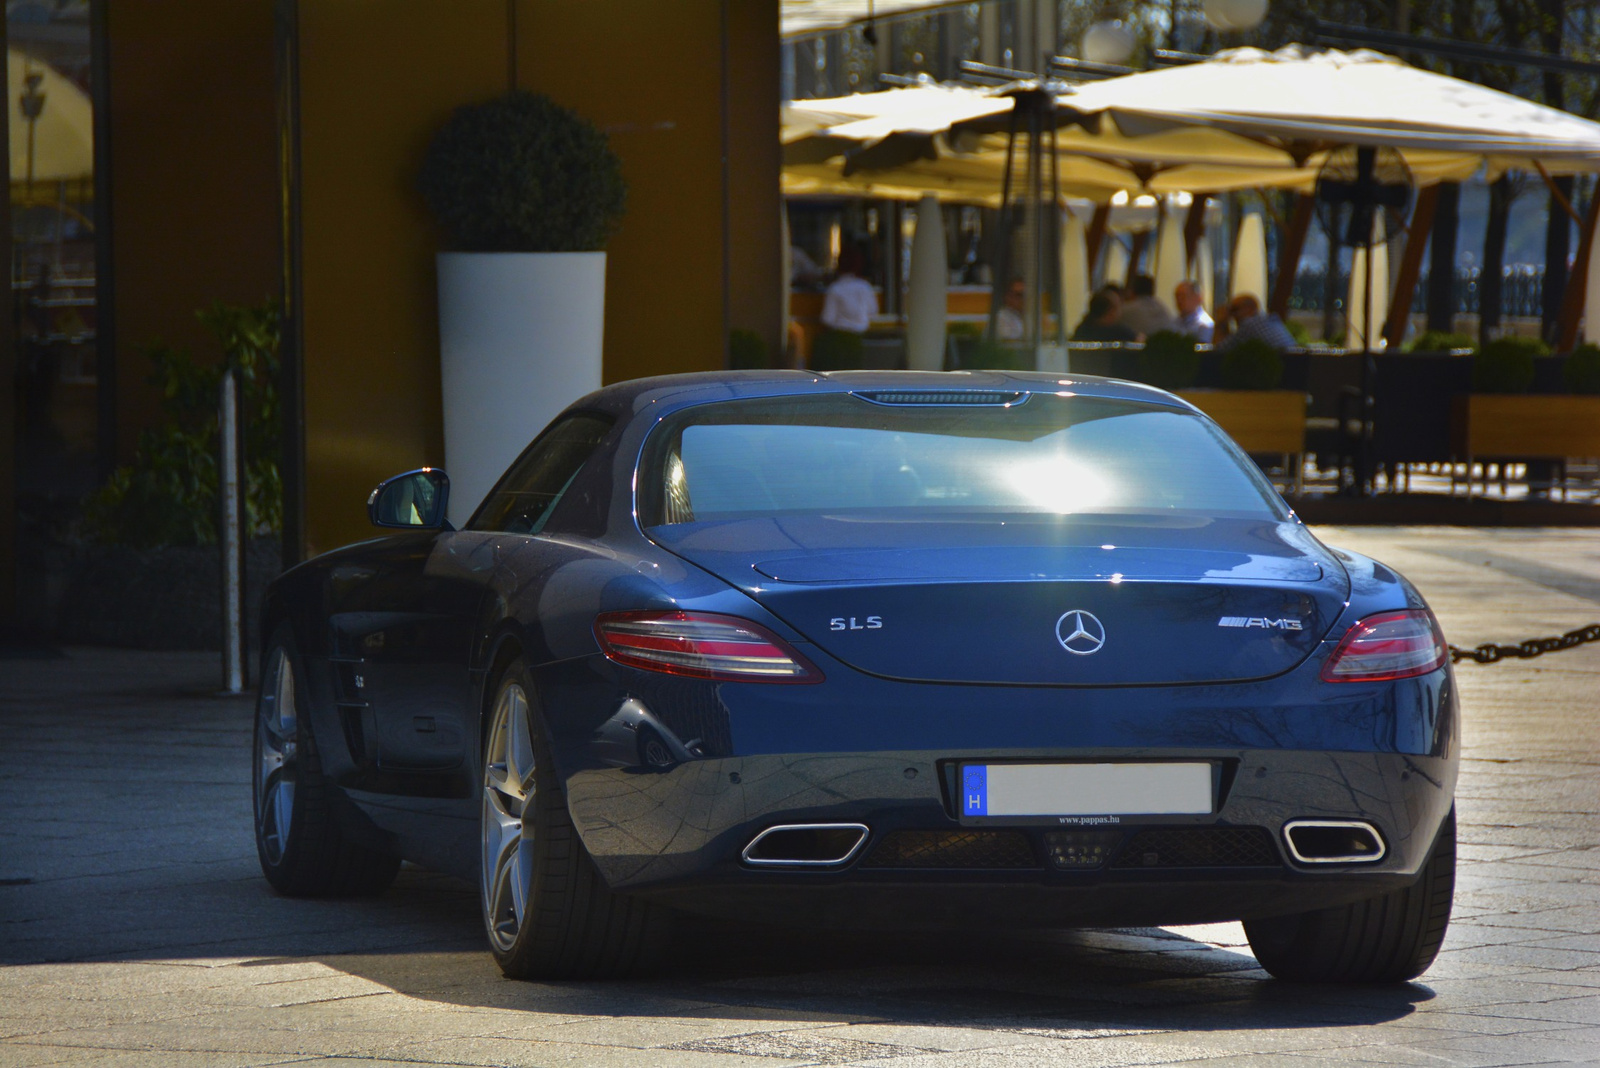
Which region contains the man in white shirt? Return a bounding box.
[1174,280,1215,341]
[820,246,878,334]
[996,278,1026,340]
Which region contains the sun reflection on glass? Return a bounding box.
[1000,455,1112,513]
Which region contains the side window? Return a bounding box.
[468,413,614,534]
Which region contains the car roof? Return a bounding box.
[576,369,1193,418]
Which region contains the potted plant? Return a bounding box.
[1136,330,1200,391]
[420,91,626,524]
[1458,337,1600,476]
[1179,339,1306,464]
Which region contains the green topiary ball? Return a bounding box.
[1137,330,1200,391]
[810,329,867,371]
[1408,329,1476,353]
[1563,343,1600,395]
[959,337,1031,371]
[1219,338,1283,390]
[729,329,767,370]
[419,91,626,252]
[1473,336,1545,394]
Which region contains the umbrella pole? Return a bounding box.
[988,107,1020,344]
[1050,116,1064,345]
[1358,235,1375,497]
[1030,96,1045,356]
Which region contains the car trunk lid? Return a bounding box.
[648,514,1348,686]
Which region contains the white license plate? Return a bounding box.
[960,762,1213,818]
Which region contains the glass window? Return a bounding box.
[641,393,1286,527]
[10,12,100,502]
[469,413,613,534]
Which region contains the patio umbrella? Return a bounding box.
[1059,209,1089,338]
[1152,209,1186,316]
[906,194,947,370]
[1078,45,1600,178]
[782,82,1333,204]
[1231,212,1268,304]
[1584,235,1600,345]
[1196,235,1215,312]
[1102,238,1129,290]
[1346,235,1390,351]
[8,48,92,191]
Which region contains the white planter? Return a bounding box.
[437,251,605,526]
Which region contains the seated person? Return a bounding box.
[1215,293,1297,352]
[1118,274,1173,337]
[820,244,877,335]
[1173,279,1214,341]
[996,278,1026,340]
[1071,288,1139,343]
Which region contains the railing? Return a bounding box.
[1287,267,1548,319]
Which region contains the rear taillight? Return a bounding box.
[594,611,822,683]
[1321,610,1448,682]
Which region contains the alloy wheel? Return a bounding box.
[256,646,298,865]
[482,681,537,953]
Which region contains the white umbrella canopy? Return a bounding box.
[1102,238,1130,290]
[1346,236,1390,350]
[1584,235,1600,345]
[1196,234,1215,311]
[1071,45,1600,178]
[1230,212,1268,304]
[1059,209,1090,335]
[1152,210,1186,315]
[783,46,1600,207]
[783,82,1331,203]
[905,194,947,370]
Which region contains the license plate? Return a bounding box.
[960,762,1213,818]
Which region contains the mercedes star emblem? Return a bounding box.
[1056,609,1106,655]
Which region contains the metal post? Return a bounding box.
[1050,117,1064,343]
[219,369,245,694]
[1030,97,1046,357]
[987,107,1020,342]
[1356,234,1376,497]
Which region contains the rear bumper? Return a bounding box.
[564,746,1456,926]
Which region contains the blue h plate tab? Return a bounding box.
[962,765,988,816]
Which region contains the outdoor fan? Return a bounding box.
[1315,144,1415,498]
[1314,144,1414,249]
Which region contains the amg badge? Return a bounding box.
[1218,616,1303,631]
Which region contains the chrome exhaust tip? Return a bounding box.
[741,823,870,867]
[1283,820,1387,864]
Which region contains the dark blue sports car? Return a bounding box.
[254,370,1457,982]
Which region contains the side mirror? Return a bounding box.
[368,468,453,530]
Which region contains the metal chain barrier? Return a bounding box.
[1449,623,1600,665]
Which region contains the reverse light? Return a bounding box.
[1321,610,1448,682]
[594,611,822,683]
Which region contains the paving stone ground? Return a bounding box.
[1,526,1597,1067]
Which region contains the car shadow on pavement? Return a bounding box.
[290,870,1431,1037]
[1,839,1430,1042]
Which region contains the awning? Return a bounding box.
[781,0,970,39]
[782,47,1600,204]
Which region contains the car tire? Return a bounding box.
[480,658,671,979]
[253,623,401,897]
[1245,805,1455,984]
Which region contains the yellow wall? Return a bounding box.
[293,0,781,556]
[293,2,504,556]
[516,1,724,384]
[724,0,784,361]
[106,2,279,462]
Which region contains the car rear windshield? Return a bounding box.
[638,392,1287,527]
